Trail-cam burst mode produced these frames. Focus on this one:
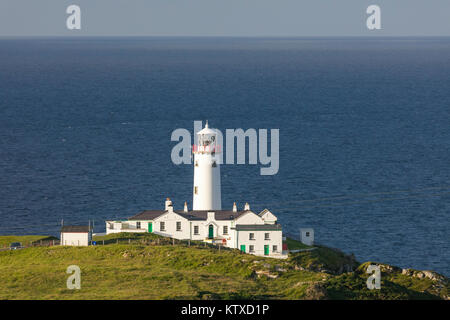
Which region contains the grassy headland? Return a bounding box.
[0,233,447,300]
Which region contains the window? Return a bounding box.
[273,245,277,252]
[306,232,310,237]
[249,233,255,240]
[194,225,199,235]
[194,186,198,195]
[195,161,198,167]
[223,226,228,235]
[160,221,165,231]
[264,233,270,240]
[176,221,181,231]
[212,161,217,167]
[249,245,255,253]
[136,222,141,229]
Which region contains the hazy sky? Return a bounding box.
[1,0,449,36]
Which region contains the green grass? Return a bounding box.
[0,233,447,300]
[284,237,312,250]
[0,235,57,247]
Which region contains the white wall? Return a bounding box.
[236,230,282,257]
[260,210,277,224]
[193,152,222,210]
[234,211,265,225]
[105,220,149,234]
[153,211,191,240]
[60,232,90,246]
[300,228,314,246]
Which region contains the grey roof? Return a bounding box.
[233,224,282,231]
[128,209,249,221]
[181,210,249,221]
[128,210,166,221]
[61,225,90,233]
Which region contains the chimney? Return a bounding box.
[244,202,250,211]
[165,197,173,210]
[184,201,188,212]
[207,212,215,220]
[232,202,237,212]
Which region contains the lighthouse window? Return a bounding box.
[195,161,198,167]
[194,186,198,195]
[160,222,165,231]
[223,226,228,235]
[194,226,199,235]
[306,232,310,237]
[212,161,217,167]
[176,221,181,231]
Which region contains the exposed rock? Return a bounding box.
[275,265,287,272]
[255,270,278,279]
[422,270,446,282]
[201,293,220,300]
[402,268,446,283]
[402,268,413,276]
[304,282,328,300]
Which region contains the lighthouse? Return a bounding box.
[192,121,222,210]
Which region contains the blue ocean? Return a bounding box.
[0,37,449,276]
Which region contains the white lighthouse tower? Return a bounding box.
[193,121,222,210]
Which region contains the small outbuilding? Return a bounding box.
[60,225,92,246]
[300,228,314,246]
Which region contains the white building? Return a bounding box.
[300,228,314,246]
[105,121,285,258]
[193,121,222,210]
[60,225,92,246]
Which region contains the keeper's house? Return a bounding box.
[106,199,285,258]
[60,225,92,246]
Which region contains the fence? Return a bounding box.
[0,239,61,251]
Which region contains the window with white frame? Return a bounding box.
[249,245,255,252]
[160,221,165,231]
[136,222,141,229]
[194,225,199,235]
[223,226,228,235]
[249,233,255,240]
[264,233,270,240]
[176,221,181,231]
[273,245,277,252]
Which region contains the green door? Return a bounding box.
[240,245,246,253]
[208,225,214,239]
[264,245,269,255]
[148,222,152,233]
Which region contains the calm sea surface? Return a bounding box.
[0,37,449,275]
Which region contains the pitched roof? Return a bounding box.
[128,210,166,220]
[182,210,248,221]
[233,224,282,231]
[128,209,249,221]
[61,225,90,233]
